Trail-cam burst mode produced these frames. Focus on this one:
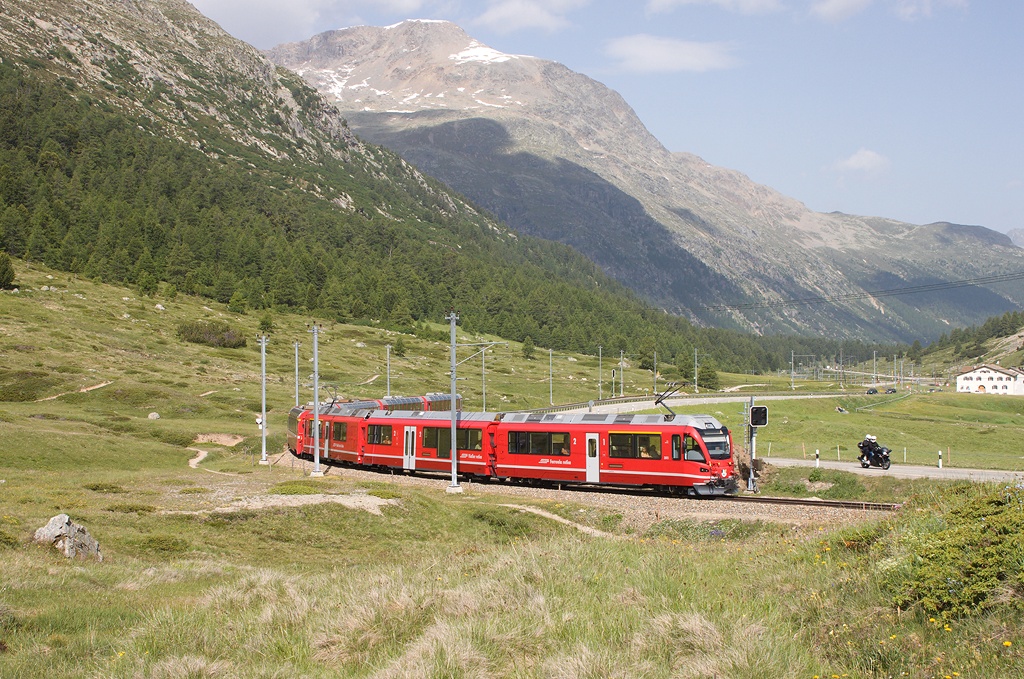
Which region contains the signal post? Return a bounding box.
[747,400,768,492]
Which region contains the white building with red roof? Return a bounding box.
[955,364,1024,395]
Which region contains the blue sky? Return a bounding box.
[190,0,1023,234]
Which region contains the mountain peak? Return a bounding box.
[269,19,1024,340]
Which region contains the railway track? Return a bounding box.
[721,494,901,512]
[312,458,901,511]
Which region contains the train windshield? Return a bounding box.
[702,434,731,460]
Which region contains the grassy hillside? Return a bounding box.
[1,262,1023,677]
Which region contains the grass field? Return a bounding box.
[1,260,1022,677]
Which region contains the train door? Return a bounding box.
[586,432,600,483]
[403,425,417,471]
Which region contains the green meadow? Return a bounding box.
[1,260,1022,677]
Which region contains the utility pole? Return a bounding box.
[549,348,554,405]
[620,350,625,397]
[445,311,462,494]
[873,350,877,386]
[257,335,268,465]
[694,347,699,393]
[598,345,602,401]
[293,341,300,408]
[653,350,658,395]
[385,344,391,397]
[308,323,323,478]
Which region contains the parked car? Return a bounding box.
[885,388,897,394]
[866,388,878,394]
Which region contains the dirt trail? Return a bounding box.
[36,381,113,402]
[500,504,617,539]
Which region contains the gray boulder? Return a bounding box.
[34,514,103,561]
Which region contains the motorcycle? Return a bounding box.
[859,445,891,470]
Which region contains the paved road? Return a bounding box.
[580,392,839,415]
[571,393,1024,484]
[762,456,1024,484]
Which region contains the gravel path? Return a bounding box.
[324,464,888,534]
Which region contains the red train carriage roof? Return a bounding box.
[353,409,500,424]
[499,412,726,431]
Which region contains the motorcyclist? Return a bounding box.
[858,434,878,465]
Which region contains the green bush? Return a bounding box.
[0,370,61,401]
[0,252,15,289]
[471,507,536,539]
[269,480,327,495]
[105,503,157,514]
[132,535,191,554]
[83,483,127,494]
[889,483,1024,618]
[0,529,18,549]
[176,321,246,348]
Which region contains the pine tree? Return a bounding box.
[0,252,15,289]
[522,336,535,360]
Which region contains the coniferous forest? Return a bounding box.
[0,56,907,373]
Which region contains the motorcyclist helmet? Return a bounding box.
[867,435,876,442]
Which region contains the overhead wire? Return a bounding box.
[701,271,1024,312]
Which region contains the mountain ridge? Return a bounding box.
[268,20,1024,341]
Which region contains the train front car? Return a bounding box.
[684,416,738,497]
[493,412,738,495]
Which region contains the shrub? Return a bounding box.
[0,252,15,289]
[105,503,157,514]
[133,535,190,554]
[84,482,127,494]
[176,320,247,348]
[0,529,17,549]
[889,483,1024,618]
[0,370,61,401]
[270,480,326,495]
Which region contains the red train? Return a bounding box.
[287,396,738,497]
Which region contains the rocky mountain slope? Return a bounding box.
[268,20,1024,341]
[10,0,887,374]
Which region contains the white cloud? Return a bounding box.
[834,148,890,173]
[646,0,784,14]
[605,34,739,73]
[810,0,874,22]
[190,0,435,48]
[809,0,968,22]
[472,0,590,34]
[893,0,968,21]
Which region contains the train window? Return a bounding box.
[368,425,393,446]
[609,433,634,458]
[304,420,313,437]
[683,434,706,462]
[424,427,451,457]
[529,432,549,456]
[588,438,598,458]
[671,435,681,461]
[508,431,570,455]
[703,435,731,460]
[508,431,529,455]
[637,434,661,459]
[456,429,483,451]
[437,428,451,458]
[425,427,480,453]
[332,422,347,442]
[551,432,570,456]
[609,433,661,459]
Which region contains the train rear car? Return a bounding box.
[357,410,497,477]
